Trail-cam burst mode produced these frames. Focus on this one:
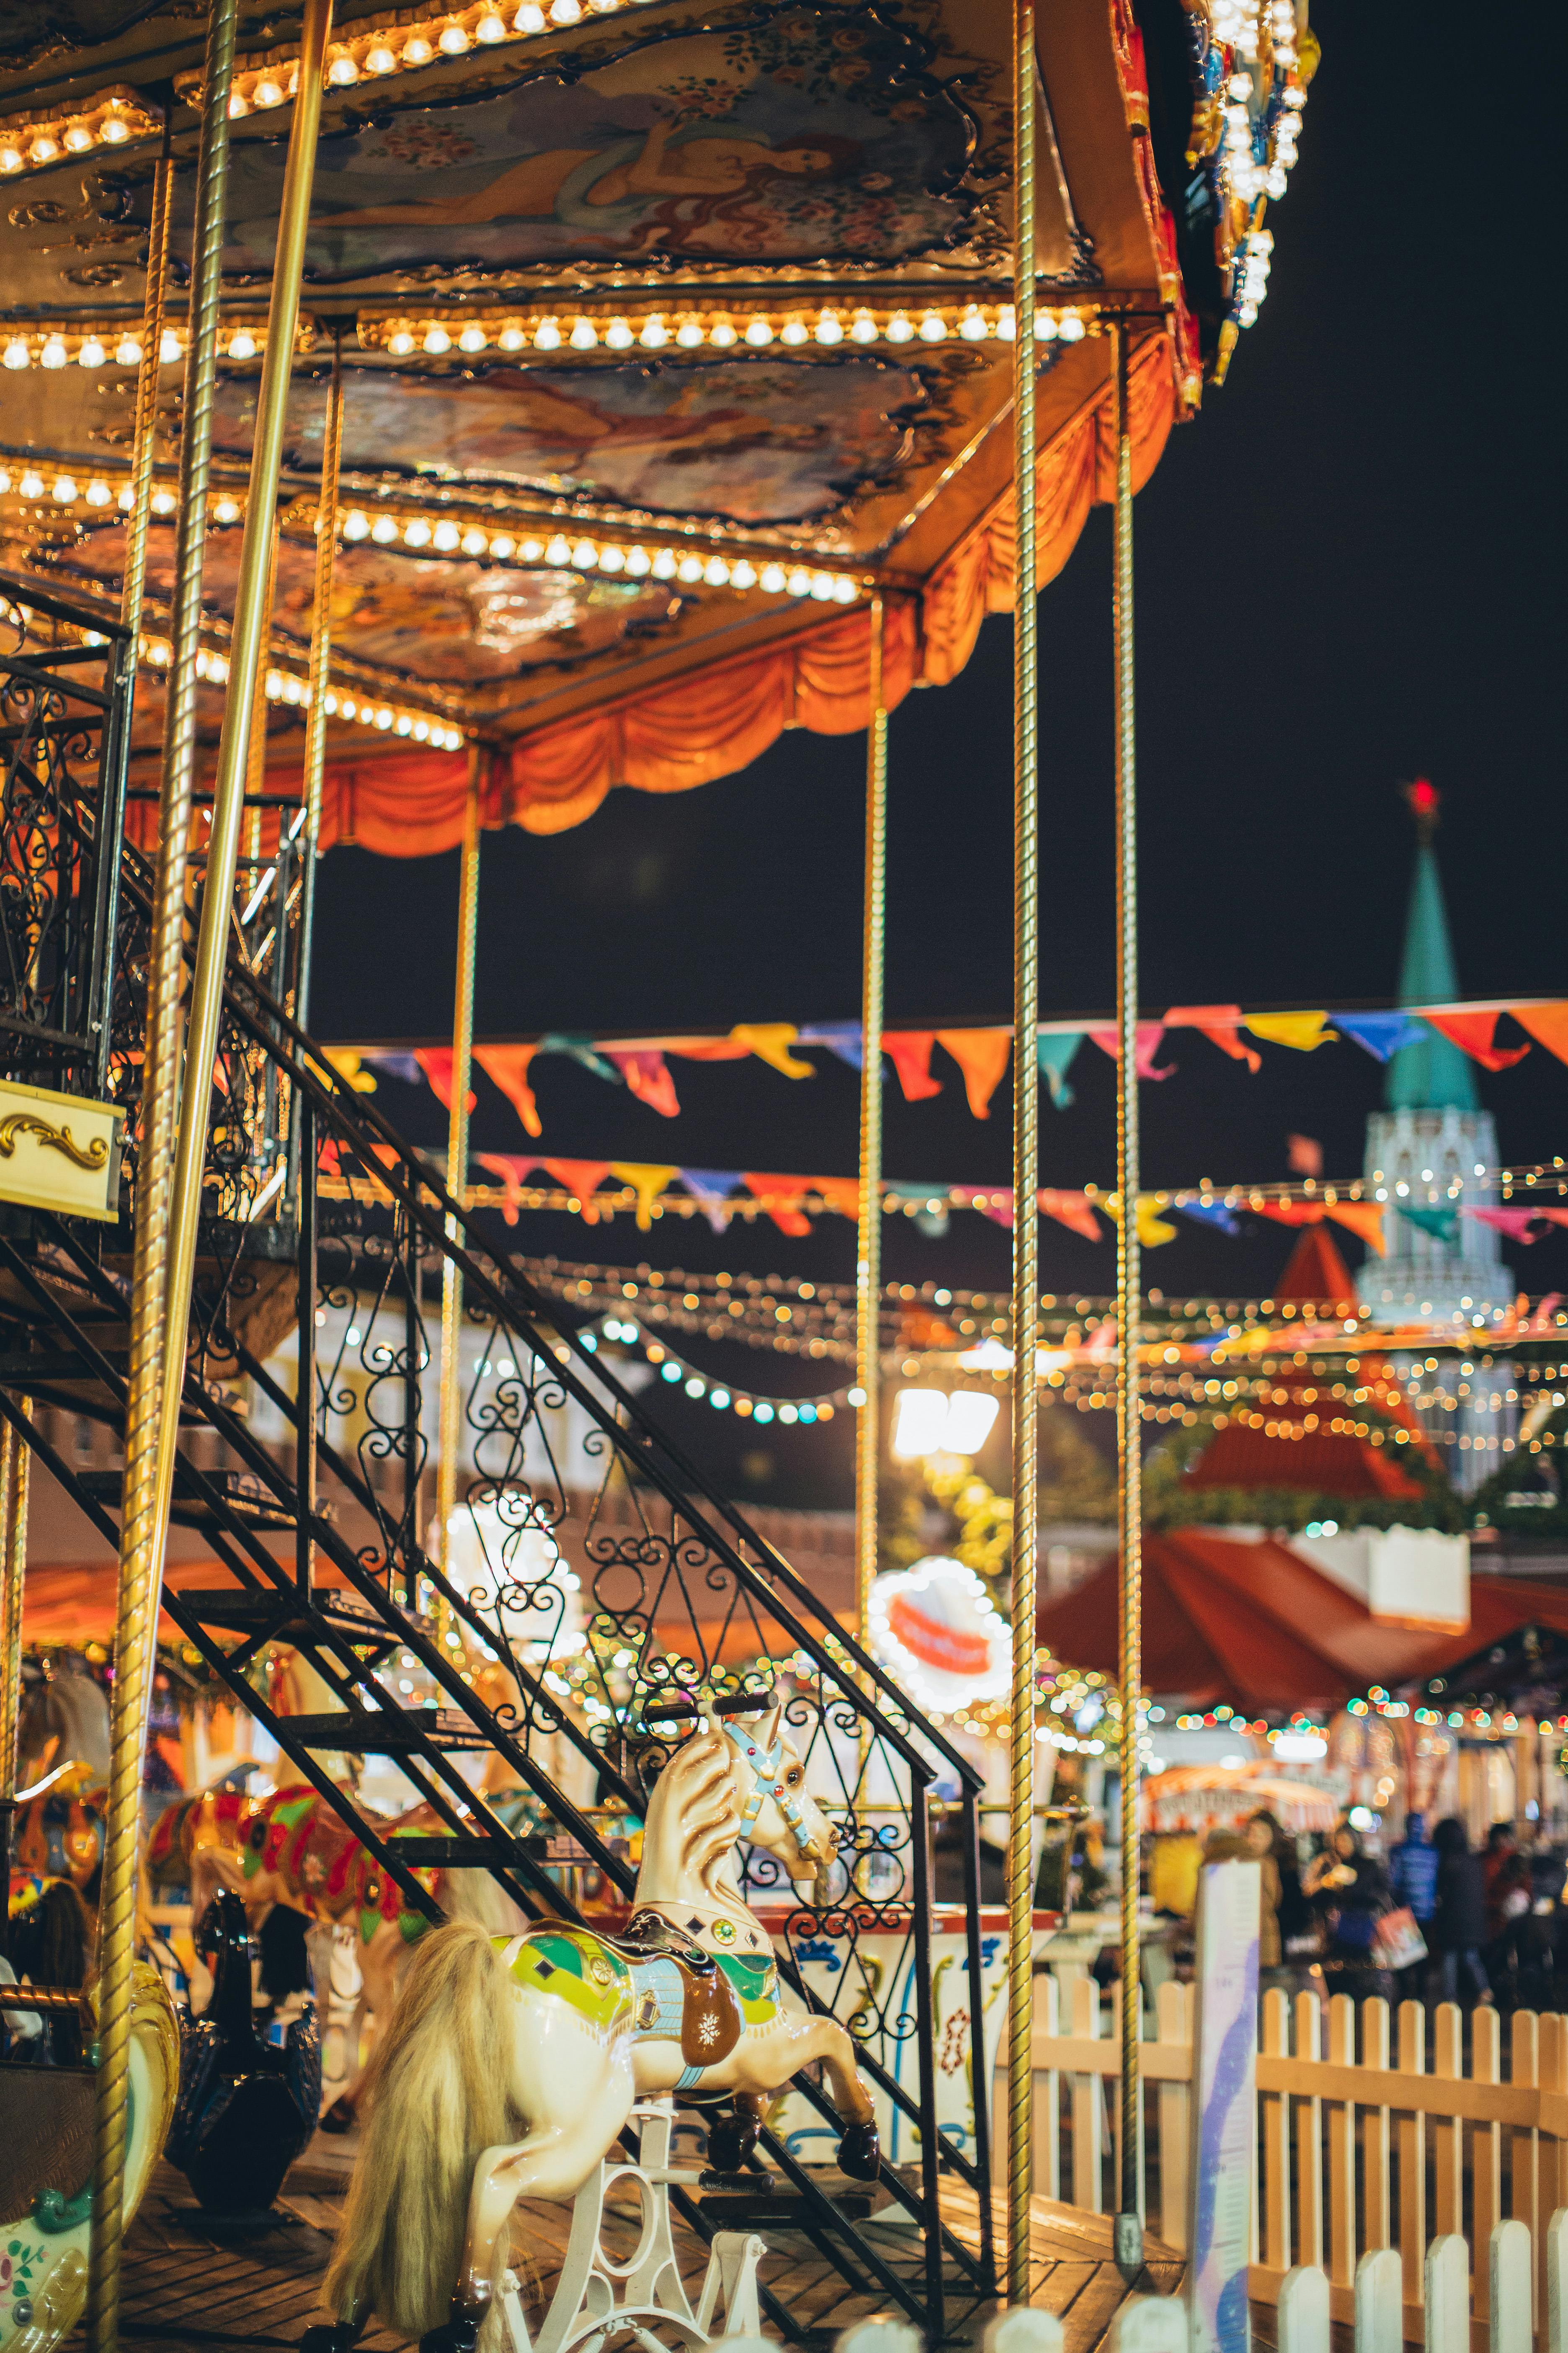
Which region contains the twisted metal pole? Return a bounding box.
[854,593,887,1651]
[1112,319,1145,2279]
[118,142,173,650]
[0,1413,28,1956]
[294,329,346,1038]
[155,0,333,1529]
[1008,0,1039,2306]
[88,2,235,2338]
[436,751,483,1566]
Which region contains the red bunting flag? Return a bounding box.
[608,1049,681,1119]
[542,1159,611,1224]
[1039,1189,1103,1241]
[883,1032,942,1102]
[1164,1005,1261,1073]
[1287,1134,1324,1176]
[741,1173,813,1237]
[1423,1011,1531,1070]
[414,1048,476,1115]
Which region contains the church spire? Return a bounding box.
[1385,780,1478,1113]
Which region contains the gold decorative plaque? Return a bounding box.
[0,1077,124,1222]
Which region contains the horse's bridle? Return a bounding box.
[722,1720,823,1862]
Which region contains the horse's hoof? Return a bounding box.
[317,2096,356,2136]
[836,2120,880,2181]
[299,2330,358,2353]
[707,2108,760,2173]
[419,2321,481,2353]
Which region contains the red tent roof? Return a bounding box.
[1035,1530,1568,1709]
[1275,1225,1358,1306]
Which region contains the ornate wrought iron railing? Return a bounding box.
[0,789,999,2334]
[0,575,135,1099]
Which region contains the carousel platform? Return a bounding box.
[75,2133,1188,2353]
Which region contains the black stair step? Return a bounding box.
[281,1707,490,1753]
[174,1588,399,1661]
[696,2187,879,2227]
[381,1836,541,1867]
[77,1467,297,1532]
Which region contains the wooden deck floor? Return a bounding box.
[75,2138,1188,2353]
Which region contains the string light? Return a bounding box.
[358,301,1050,360]
[0,90,160,177]
[0,316,301,369]
[587,1317,843,1425]
[332,501,861,603]
[131,629,463,746]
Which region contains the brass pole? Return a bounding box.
[88,0,236,2338]
[155,0,333,1533]
[1008,0,1039,2307]
[436,751,482,1566]
[244,513,282,864]
[0,1413,28,1956]
[301,336,346,882]
[119,146,173,648]
[1112,318,1144,2277]
[854,593,887,1648]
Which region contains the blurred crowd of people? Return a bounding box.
[1192,1810,1567,2013]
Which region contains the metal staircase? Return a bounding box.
[0,583,997,2338]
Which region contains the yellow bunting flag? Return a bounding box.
[322,1047,377,1093]
[609,1163,680,1232]
[1135,1195,1178,1248]
[727,1023,816,1078]
[1243,1011,1335,1053]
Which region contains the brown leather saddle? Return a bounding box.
[592,1908,745,2073]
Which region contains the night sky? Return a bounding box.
[310,0,1565,1505]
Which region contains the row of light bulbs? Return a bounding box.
[0,465,859,605]
[0,90,159,177]
[0,302,1065,379]
[362,302,1071,357]
[339,505,860,601]
[0,321,284,372]
[587,1316,842,1423]
[132,633,464,747]
[209,0,664,116]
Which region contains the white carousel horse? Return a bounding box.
[309,1702,877,2353]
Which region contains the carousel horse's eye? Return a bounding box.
[786,1767,803,1786]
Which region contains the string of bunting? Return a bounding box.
[325,994,1568,1136]
[317,1132,1568,1249]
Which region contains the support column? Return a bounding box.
[1112,319,1144,2276]
[88,0,237,2338]
[436,753,482,1564]
[118,144,173,649]
[0,1413,29,1960]
[854,594,887,1648]
[1008,0,1039,2307]
[155,0,333,1528]
[94,7,327,2342]
[294,330,345,1039]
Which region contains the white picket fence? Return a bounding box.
[1003,1978,1568,2349]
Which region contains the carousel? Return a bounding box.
[0,0,1315,2343]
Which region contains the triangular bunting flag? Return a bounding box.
[609,1162,679,1230]
[883,1032,942,1102]
[935,1029,1014,1118]
[1423,1010,1531,1070]
[1164,1006,1261,1073]
[475,1044,543,1138]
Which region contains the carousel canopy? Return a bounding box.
[0,0,1311,851]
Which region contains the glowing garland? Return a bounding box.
[585,1318,844,1425]
[0,89,160,177]
[356,300,1069,359]
[0,318,304,372]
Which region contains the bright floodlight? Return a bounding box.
[891,1387,1000,1459]
[891,1389,948,1459]
[943,1390,1000,1454]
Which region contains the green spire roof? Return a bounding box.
[1386,839,1478,1111]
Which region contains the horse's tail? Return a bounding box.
[440,1865,529,1939]
[324,1920,517,2339]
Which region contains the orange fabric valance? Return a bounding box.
[141,336,1177,858]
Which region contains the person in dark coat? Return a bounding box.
[1430,1816,1493,2006]
[1302,1821,1393,2004]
